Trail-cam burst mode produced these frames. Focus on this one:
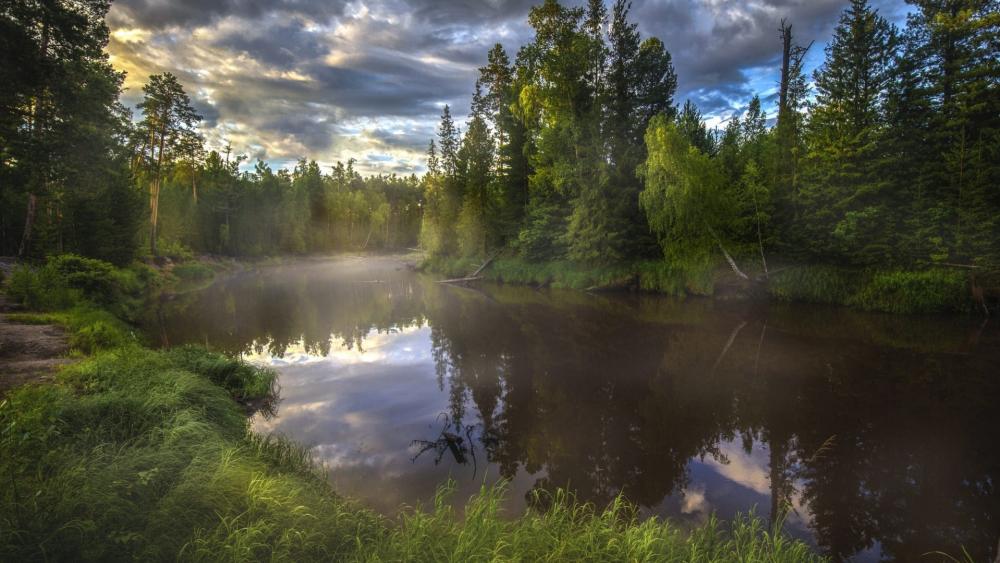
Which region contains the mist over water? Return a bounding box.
[147,255,1000,562]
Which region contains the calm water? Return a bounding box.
[147,256,1000,562]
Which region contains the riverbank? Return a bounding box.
[423,254,989,315]
[0,254,828,561]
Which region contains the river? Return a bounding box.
[145,255,1000,562]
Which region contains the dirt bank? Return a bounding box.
[0,295,72,395]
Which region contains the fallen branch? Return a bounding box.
[437,276,483,285]
[719,243,750,280]
[470,250,501,278]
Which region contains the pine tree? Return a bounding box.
[801,0,897,264]
[136,73,203,256]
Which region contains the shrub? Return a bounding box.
[4,255,150,319]
[158,240,195,262]
[46,254,122,304]
[5,263,80,310]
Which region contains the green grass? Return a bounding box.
[0,346,824,561]
[424,255,717,296]
[6,305,137,355]
[426,253,975,314]
[370,483,822,562]
[769,266,970,314]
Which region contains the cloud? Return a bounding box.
[107,0,907,174]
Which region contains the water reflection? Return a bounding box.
[147,256,1000,562]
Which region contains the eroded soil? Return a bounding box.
[0,295,72,395]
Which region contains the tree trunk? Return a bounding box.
[19,21,50,258]
[17,193,37,258]
[778,21,792,125]
[150,118,167,256]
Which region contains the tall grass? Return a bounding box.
[368,483,823,562]
[769,266,970,314]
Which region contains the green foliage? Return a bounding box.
[769,266,971,314]
[4,255,149,320]
[371,482,823,562]
[159,240,196,262]
[849,270,969,314]
[7,306,136,354]
[172,262,215,282]
[0,347,374,562]
[6,264,82,310]
[163,346,278,401]
[66,308,135,354]
[639,115,736,261]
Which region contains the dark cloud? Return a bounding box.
[109,0,907,172]
[110,0,346,30]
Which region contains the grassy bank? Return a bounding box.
[424,255,978,315]
[0,346,824,561]
[1,254,827,561]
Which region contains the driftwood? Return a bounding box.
[585,275,638,293]
[438,250,500,286]
[470,250,501,278]
[437,276,483,285]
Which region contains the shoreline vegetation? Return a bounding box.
[0,254,831,561]
[423,254,983,315]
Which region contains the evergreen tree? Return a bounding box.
[136,73,203,256]
[801,0,897,264]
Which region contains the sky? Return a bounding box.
[106,0,910,176]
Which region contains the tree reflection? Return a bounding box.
[424,286,1000,562]
[149,263,1000,561]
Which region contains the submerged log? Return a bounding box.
[437,276,483,285]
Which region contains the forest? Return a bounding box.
[419,0,1000,292]
[3,0,999,297]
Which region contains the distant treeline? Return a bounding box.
[1,2,421,262]
[1,0,998,270]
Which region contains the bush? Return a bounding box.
[5,264,80,310]
[46,254,121,304]
[4,255,150,319]
[158,240,195,262]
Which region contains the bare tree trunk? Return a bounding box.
[17,194,37,258]
[19,21,50,258]
[150,119,167,256]
[778,20,792,125]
